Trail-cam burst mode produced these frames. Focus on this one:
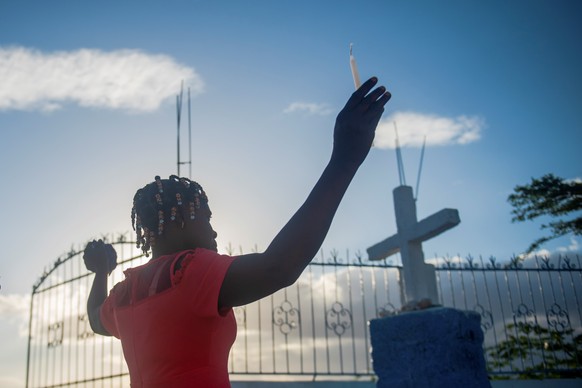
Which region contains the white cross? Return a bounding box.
[367,185,460,304]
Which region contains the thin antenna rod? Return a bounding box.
[415,136,427,201]
[176,81,184,176]
[394,122,406,186]
[188,87,192,178]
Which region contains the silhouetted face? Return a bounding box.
[183,202,218,252]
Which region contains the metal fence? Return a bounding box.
[25,234,582,387]
[435,254,582,379]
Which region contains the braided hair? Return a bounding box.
[131,175,208,256]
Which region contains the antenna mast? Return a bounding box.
[394,122,406,186]
[176,81,193,178]
[188,87,192,178]
[176,82,183,176]
[414,136,426,201]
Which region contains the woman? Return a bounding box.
[84,77,391,387]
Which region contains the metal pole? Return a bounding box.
[176,82,183,176]
[188,87,192,178]
[394,122,406,186]
[415,136,426,201]
[177,94,181,176]
[25,287,35,388]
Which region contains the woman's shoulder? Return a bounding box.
[182,248,236,266]
[172,248,235,284]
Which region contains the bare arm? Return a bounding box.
[219,77,391,308]
[84,240,116,336]
[87,270,111,336]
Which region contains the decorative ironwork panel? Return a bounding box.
[473,304,494,332]
[273,300,300,335]
[513,303,536,325]
[47,321,64,348]
[325,302,352,337]
[547,303,571,333]
[77,314,94,340]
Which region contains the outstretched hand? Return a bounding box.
[83,239,117,275]
[332,77,391,170]
[217,77,391,309]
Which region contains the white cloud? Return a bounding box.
[517,248,552,260]
[0,46,202,112]
[0,293,29,318]
[515,238,581,262]
[284,102,334,116]
[426,254,464,266]
[374,111,485,149]
[0,293,30,337]
[557,237,580,253]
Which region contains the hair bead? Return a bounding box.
[136,220,143,248]
[142,227,152,256]
[155,175,164,193]
[189,202,196,220]
[180,178,190,188]
[158,210,164,235]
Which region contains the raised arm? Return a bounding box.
[84,240,117,336]
[219,77,391,308]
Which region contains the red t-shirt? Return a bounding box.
[100,248,237,387]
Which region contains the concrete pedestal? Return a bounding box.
[369,307,491,388]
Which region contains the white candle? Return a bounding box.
[349,43,361,90]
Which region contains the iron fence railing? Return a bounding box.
[25,234,582,386]
[435,254,582,379]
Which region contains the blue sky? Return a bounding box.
[1,1,581,385]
